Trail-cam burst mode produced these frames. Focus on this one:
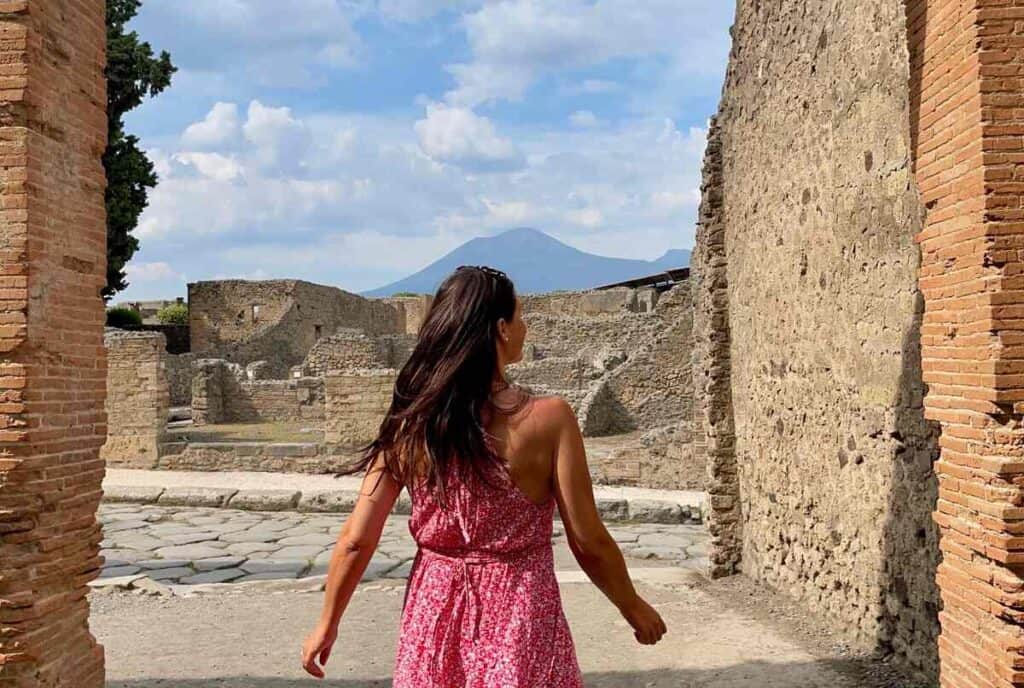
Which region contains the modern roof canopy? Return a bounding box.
[593,267,690,292]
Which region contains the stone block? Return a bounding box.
[297,490,359,513]
[158,487,238,508]
[102,485,165,504]
[227,489,301,511]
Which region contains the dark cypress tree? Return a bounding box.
[103,0,176,298]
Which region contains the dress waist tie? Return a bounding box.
[418,542,549,681]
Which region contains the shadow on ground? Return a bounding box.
[105,657,894,688]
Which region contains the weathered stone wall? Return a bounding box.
[380,294,433,334]
[602,284,693,432]
[589,424,703,491]
[191,359,230,425]
[303,329,389,376]
[697,0,940,679]
[166,353,195,406]
[0,1,108,683]
[324,370,396,449]
[189,279,404,376]
[101,331,169,469]
[223,378,325,423]
[691,117,742,578]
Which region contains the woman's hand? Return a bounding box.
[301,622,338,679]
[622,596,667,645]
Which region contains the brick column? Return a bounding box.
[910,0,1024,685]
[0,1,107,686]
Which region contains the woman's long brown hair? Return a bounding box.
[337,265,526,509]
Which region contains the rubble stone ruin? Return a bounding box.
[101,275,696,485]
[1,1,1023,687]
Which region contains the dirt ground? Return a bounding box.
[91,571,926,688]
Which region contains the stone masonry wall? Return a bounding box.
[691,117,742,577]
[166,352,195,406]
[101,330,169,469]
[0,1,108,684]
[303,329,389,376]
[603,284,693,432]
[189,279,404,377]
[699,0,941,679]
[324,370,396,449]
[222,378,325,424]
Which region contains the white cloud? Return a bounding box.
[181,102,241,149]
[243,101,312,172]
[173,152,243,182]
[414,102,524,171]
[565,207,604,228]
[134,0,364,88]
[129,103,706,300]
[376,0,480,22]
[446,0,733,106]
[125,261,183,283]
[569,110,601,128]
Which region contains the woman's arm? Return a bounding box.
[302,455,402,677]
[546,397,667,645]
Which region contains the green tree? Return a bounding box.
[106,307,143,328]
[156,302,188,325]
[104,0,176,299]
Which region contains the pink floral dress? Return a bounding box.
[392,465,584,687]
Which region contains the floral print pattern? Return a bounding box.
[392,467,583,687]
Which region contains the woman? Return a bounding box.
[302,265,667,686]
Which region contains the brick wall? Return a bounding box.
[908,1,1024,686]
[101,330,168,469]
[324,370,396,449]
[0,0,107,684]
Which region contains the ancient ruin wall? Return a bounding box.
[221,378,325,423]
[324,370,396,449]
[189,280,403,376]
[303,329,390,376]
[166,353,195,406]
[602,284,693,432]
[102,331,169,469]
[701,0,940,678]
[0,1,108,684]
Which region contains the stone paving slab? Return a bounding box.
[91,503,709,592]
[103,468,705,524]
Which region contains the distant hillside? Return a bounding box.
[365,228,691,297]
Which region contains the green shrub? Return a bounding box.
[156,302,189,325]
[106,307,142,327]
[392,291,423,297]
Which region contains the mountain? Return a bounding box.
[365,228,691,297]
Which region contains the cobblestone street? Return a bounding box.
[96,503,710,590]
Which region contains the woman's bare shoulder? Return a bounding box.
[519,392,577,433]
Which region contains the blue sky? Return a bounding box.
[118,0,735,301]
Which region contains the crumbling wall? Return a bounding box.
[222,378,325,423]
[189,279,404,376]
[324,370,396,449]
[166,353,195,406]
[101,330,169,469]
[380,294,433,334]
[190,359,323,424]
[697,0,940,679]
[602,284,693,432]
[304,329,390,376]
